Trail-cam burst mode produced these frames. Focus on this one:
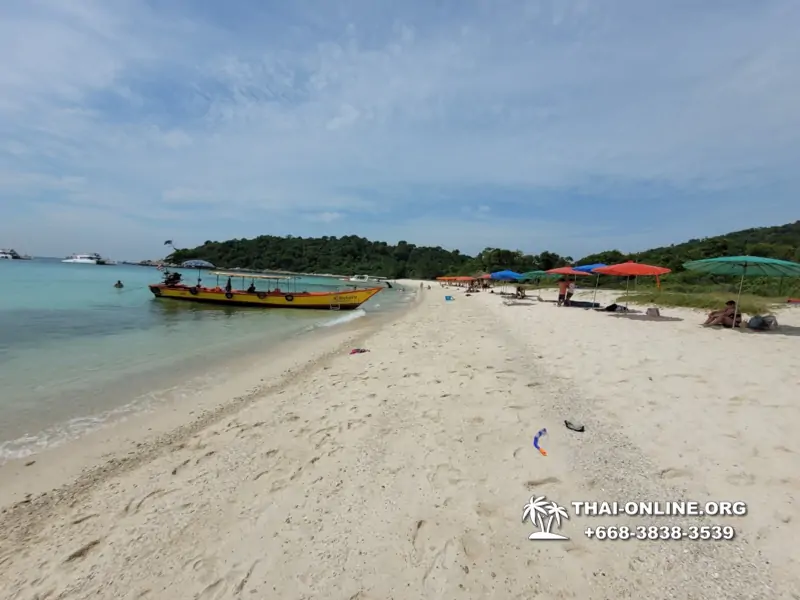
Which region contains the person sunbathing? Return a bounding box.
[703,300,742,327]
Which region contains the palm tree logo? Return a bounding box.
[522,495,570,540]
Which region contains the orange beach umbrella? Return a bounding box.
[593,261,671,306]
[592,261,671,277]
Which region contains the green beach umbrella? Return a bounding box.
[683,256,800,327]
[520,270,546,280]
[520,270,559,280]
[519,271,558,291]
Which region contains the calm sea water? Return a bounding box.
[0,259,411,462]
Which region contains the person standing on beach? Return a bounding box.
[566,280,575,306]
[557,278,569,306]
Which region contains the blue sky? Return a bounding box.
[1,0,799,261]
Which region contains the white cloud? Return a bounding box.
[0,0,799,259]
[307,211,344,223]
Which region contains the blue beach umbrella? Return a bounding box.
[490,270,522,295]
[490,270,523,281]
[573,263,608,306]
[572,263,607,273]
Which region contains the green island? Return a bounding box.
[168,221,800,312]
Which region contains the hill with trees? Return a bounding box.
[167,221,800,291]
[578,221,800,271]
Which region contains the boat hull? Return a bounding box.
[148,284,382,310]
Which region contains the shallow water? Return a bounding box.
[0,259,410,461]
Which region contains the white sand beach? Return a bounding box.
[1,282,799,599]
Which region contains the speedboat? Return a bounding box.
[149,270,383,311]
[62,253,115,265]
[340,274,386,283]
[63,254,100,264]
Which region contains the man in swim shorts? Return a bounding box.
[565,280,575,306]
[557,278,569,306]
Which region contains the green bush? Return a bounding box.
[621,292,783,315]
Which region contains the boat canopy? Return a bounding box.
[209,271,298,281]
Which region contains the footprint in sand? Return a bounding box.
[71,513,98,525]
[124,489,173,515]
[460,531,486,561]
[426,464,464,487]
[412,519,433,555]
[524,476,561,490]
[196,578,224,600]
[64,538,103,563]
[195,450,216,465]
[726,472,757,486]
[422,539,463,597]
[658,467,692,480]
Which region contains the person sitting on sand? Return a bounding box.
[515,285,526,299]
[557,278,569,306]
[703,300,742,327]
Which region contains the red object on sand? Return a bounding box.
[788,298,800,304]
[592,261,671,277]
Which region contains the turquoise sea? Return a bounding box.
[0,259,411,463]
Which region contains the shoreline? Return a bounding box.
[2,283,798,598]
[0,283,422,506]
[0,281,415,466]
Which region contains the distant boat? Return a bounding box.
[62,253,116,265]
[1,248,32,260]
[340,274,386,283]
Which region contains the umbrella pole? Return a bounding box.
[733,270,745,329]
[592,274,599,307]
[625,277,630,309]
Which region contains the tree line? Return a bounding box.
[167,221,800,295]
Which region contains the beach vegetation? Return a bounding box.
[168,221,800,296]
[621,292,783,315]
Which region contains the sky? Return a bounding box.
[1,0,799,261]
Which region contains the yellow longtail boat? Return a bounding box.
[149,270,383,310]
